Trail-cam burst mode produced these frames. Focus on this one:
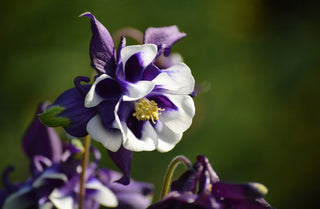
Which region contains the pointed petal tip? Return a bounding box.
[79,11,93,19]
[250,182,269,196]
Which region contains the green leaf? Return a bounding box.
[38,105,70,127]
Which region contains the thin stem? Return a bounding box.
[161,155,192,198]
[78,135,91,209]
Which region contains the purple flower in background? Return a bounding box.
[0,103,153,209]
[147,155,274,209]
[39,12,195,184]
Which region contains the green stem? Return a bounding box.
[78,135,91,209]
[161,155,192,198]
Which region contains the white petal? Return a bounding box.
[121,44,157,69]
[121,121,158,152]
[49,189,74,209]
[40,202,54,209]
[154,121,183,152]
[85,74,112,108]
[32,170,68,188]
[122,80,155,101]
[155,63,195,95]
[86,179,118,207]
[87,115,122,152]
[160,94,195,133]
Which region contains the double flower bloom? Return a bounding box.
[40,12,196,183]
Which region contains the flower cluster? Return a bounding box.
[39,12,195,184]
[0,103,153,209]
[0,12,276,209]
[147,155,274,209]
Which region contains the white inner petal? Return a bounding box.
[159,94,195,133]
[155,63,195,95]
[49,189,74,209]
[121,44,157,69]
[85,74,112,108]
[154,120,183,153]
[86,179,118,207]
[87,115,122,152]
[121,121,158,152]
[122,80,156,101]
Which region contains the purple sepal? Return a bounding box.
[107,146,132,185]
[212,182,265,200]
[80,12,116,75]
[50,86,97,137]
[144,26,186,57]
[23,103,62,164]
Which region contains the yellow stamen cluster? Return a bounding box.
[133,98,165,124]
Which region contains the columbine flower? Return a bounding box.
[0,103,153,209]
[147,155,274,209]
[39,12,195,184]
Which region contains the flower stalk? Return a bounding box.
[79,135,91,209]
[161,155,192,198]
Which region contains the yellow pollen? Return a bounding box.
[133,98,165,124]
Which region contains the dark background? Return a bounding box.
[1,1,319,208]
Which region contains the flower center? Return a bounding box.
[133,98,165,124]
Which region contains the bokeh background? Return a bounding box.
[1,0,319,208]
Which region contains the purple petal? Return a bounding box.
[141,64,161,81]
[144,26,186,56]
[51,87,97,137]
[212,182,267,200]
[95,77,122,100]
[107,146,132,185]
[23,103,62,164]
[124,52,145,82]
[197,155,220,183]
[147,95,177,110]
[80,12,116,75]
[96,100,118,128]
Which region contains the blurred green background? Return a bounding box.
[1,0,319,208]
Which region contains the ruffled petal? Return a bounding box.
[80,12,116,75]
[122,80,156,101]
[85,74,120,108]
[153,63,195,95]
[158,94,195,134]
[144,26,186,56]
[49,189,74,209]
[121,121,158,152]
[85,179,118,207]
[120,44,157,74]
[153,121,183,152]
[87,115,122,152]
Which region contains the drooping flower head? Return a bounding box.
[147,155,275,209]
[39,12,196,184]
[0,103,153,209]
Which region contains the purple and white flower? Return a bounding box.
[39,12,195,184]
[0,103,153,209]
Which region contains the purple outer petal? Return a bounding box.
[51,86,97,137]
[80,12,116,75]
[23,103,62,164]
[212,182,266,200]
[144,26,186,56]
[107,146,132,185]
